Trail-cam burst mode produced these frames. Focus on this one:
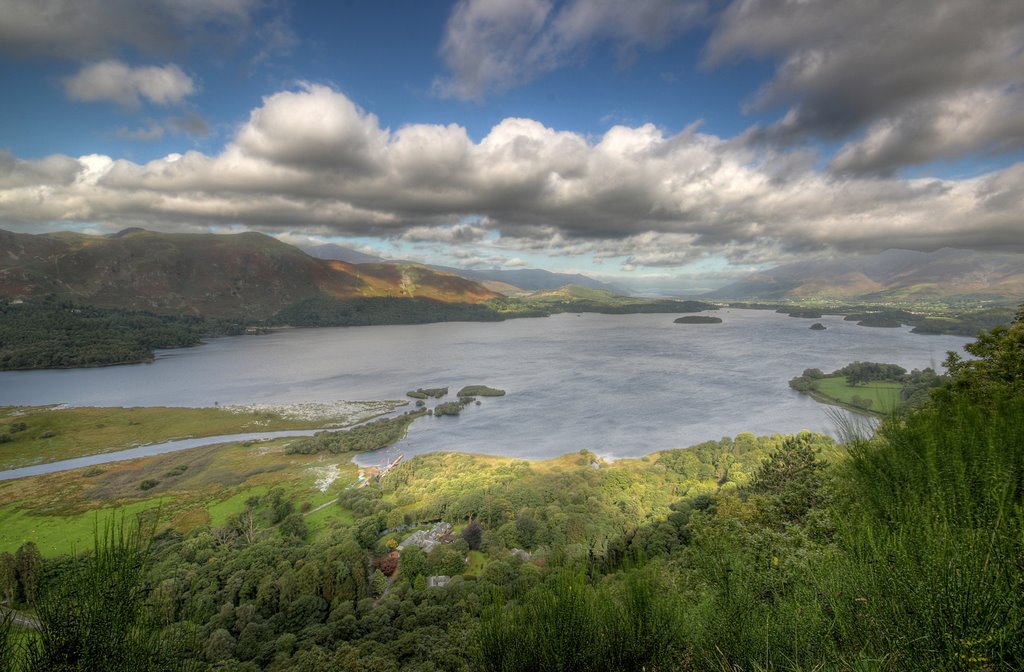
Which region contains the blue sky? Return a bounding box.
[1,0,1022,291]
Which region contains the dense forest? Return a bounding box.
[0,298,245,370]
[1,306,1022,671]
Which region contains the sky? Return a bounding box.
[1,0,1023,292]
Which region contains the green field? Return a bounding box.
[0,402,400,470]
[0,437,366,556]
[814,376,903,412]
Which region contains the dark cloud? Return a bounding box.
[706,0,1024,172]
[435,0,706,99]
[0,0,258,60]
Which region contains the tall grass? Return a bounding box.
[0,609,14,672]
[825,394,1024,670]
[21,517,198,672]
[474,567,689,672]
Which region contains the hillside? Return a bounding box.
[302,242,622,294]
[0,228,499,320]
[705,248,1024,303]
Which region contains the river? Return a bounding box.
[0,309,971,465]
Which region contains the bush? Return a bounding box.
[139,479,160,490]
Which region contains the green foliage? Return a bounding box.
[278,514,308,542]
[475,568,687,672]
[0,297,242,370]
[13,543,42,605]
[749,433,827,524]
[139,479,160,491]
[824,392,1024,670]
[369,569,388,597]
[22,518,198,671]
[457,386,505,397]
[432,402,463,417]
[835,361,907,385]
[406,387,447,399]
[285,412,423,455]
[0,608,14,672]
[272,297,505,327]
[942,303,1024,402]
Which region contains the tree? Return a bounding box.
[203,628,236,663]
[399,546,427,582]
[279,514,308,542]
[370,569,388,597]
[749,433,826,523]
[14,542,42,604]
[943,304,1024,401]
[461,520,484,550]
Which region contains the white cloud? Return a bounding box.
[435,0,706,99]
[235,84,388,173]
[2,85,1023,266]
[64,61,195,108]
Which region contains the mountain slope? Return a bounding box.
[0,229,499,320]
[302,243,621,294]
[705,248,1024,302]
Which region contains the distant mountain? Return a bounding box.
[705,248,1024,303]
[442,267,621,293]
[302,243,621,294]
[303,243,383,265]
[0,229,499,320]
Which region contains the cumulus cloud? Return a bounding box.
[235,84,388,173]
[64,61,196,108]
[436,0,706,99]
[1,85,1023,266]
[706,0,1024,171]
[0,0,258,60]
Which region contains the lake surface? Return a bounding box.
[0,310,971,464]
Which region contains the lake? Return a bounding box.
[0,309,971,463]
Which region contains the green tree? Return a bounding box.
[279,514,308,542]
[14,542,42,605]
[943,304,1024,401]
[749,433,826,523]
[370,569,388,597]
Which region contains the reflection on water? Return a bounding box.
[0,310,970,463]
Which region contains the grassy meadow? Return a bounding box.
[0,401,401,470]
[813,375,903,412]
[0,436,369,556]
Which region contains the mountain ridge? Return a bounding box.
[301,243,622,294]
[0,228,500,320]
[705,248,1024,302]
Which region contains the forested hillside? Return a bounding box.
[2,306,1022,671]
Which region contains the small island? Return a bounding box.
[407,387,448,399]
[788,362,942,414]
[810,322,827,330]
[674,315,723,324]
[456,385,505,397]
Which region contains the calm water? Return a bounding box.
[0,310,970,463]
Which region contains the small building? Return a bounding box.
[426,576,450,588]
[397,522,454,553]
[510,548,533,562]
